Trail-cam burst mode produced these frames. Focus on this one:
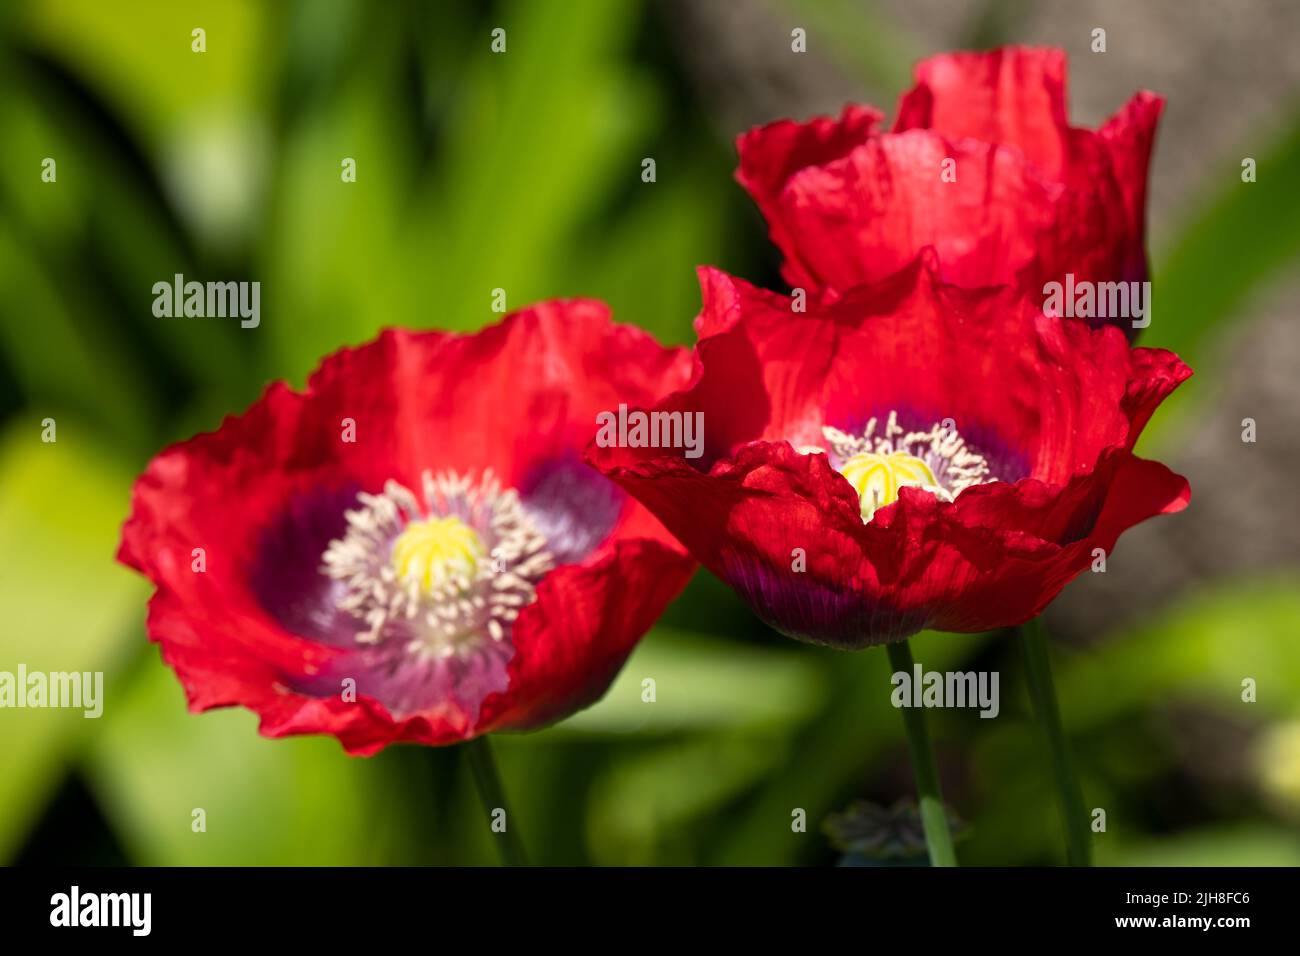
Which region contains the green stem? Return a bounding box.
[1018,616,1091,866]
[464,736,529,866]
[885,639,957,867]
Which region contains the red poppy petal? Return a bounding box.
[294,303,696,491]
[592,441,882,646]
[734,47,1162,329]
[595,435,1188,648]
[735,105,884,289]
[894,46,1071,177]
[1123,345,1193,442]
[922,452,1190,632]
[1098,93,1164,218]
[763,129,1059,293]
[689,259,1176,482]
[1025,95,1163,329]
[590,259,1192,648]
[479,537,696,732]
[118,306,695,752]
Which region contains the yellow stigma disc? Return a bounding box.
[390,516,483,592]
[839,451,942,522]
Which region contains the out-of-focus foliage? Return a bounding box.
[1142,108,1300,444]
[2,0,1298,867]
[0,423,144,861]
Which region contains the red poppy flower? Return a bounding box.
[117,303,696,755]
[587,253,1190,648]
[736,46,1162,334]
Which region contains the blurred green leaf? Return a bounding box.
[260,8,417,380]
[1105,825,1300,867]
[581,160,738,345]
[409,0,656,333]
[85,663,420,865]
[1152,109,1300,365]
[965,578,1300,865]
[0,223,152,445]
[263,0,663,381]
[1058,575,1300,728]
[771,0,916,94]
[19,0,268,147]
[586,732,786,865]
[0,36,253,424]
[711,630,990,865]
[0,419,144,862]
[556,626,826,735]
[1143,107,1300,445]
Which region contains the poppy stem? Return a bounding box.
[1018,616,1091,866]
[884,639,957,867]
[464,736,529,866]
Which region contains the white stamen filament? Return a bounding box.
[818,411,996,522]
[321,470,554,656]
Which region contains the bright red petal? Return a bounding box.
[119,305,695,753]
[733,46,1164,336]
[894,46,1071,177]
[590,260,1191,647]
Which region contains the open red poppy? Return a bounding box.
[736,46,1162,335]
[118,303,696,754]
[588,253,1190,648]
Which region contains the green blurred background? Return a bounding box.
[2,0,1299,866]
